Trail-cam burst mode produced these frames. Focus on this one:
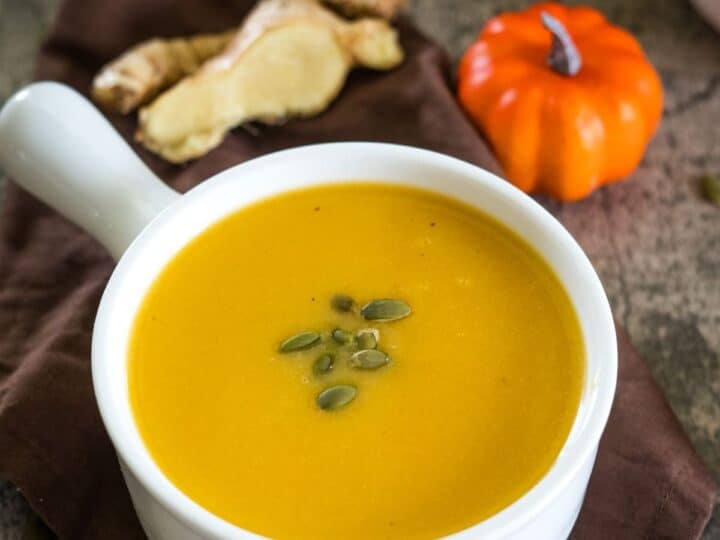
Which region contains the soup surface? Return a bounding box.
[129,183,584,539]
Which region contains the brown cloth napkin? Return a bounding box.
[0,0,717,538]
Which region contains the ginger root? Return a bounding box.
[322,0,407,19]
[136,0,404,163]
[92,32,233,114]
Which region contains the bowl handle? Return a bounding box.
[0,82,180,260]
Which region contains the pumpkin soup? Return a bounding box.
[129,183,584,539]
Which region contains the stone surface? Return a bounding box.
[0,0,718,537]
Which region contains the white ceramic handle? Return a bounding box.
[0,82,180,260]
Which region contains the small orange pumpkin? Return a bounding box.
[458,2,663,201]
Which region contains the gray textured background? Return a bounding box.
[0,0,718,537]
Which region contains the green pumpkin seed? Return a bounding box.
[355,328,379,349]
[313,353,335,375]
[702,174,720,206]
[331,294,355,313]
[317,384,357,410]
[360,299,411,321]
[350,349,389,370]
[279,331,321,352]
[331,328,351,345]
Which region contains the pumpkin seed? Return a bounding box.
[702,174,720,206]
[331,294,355,313]
[350,349,389,370]
[355,328,379,349]
[313,353,335,376]
[331,328,351,345]
[317,384,357,410]
[279,331,321,352]
[360,299,411,321]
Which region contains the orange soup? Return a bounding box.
[129,183,584,539]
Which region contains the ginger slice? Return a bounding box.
[92,32,234,114]
[322,0,407,19]
[136,0,404,163]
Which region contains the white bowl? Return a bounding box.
[0,82,617,540]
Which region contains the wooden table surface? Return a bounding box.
[0,0,718,537]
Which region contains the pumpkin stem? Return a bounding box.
[541,12,582,76]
